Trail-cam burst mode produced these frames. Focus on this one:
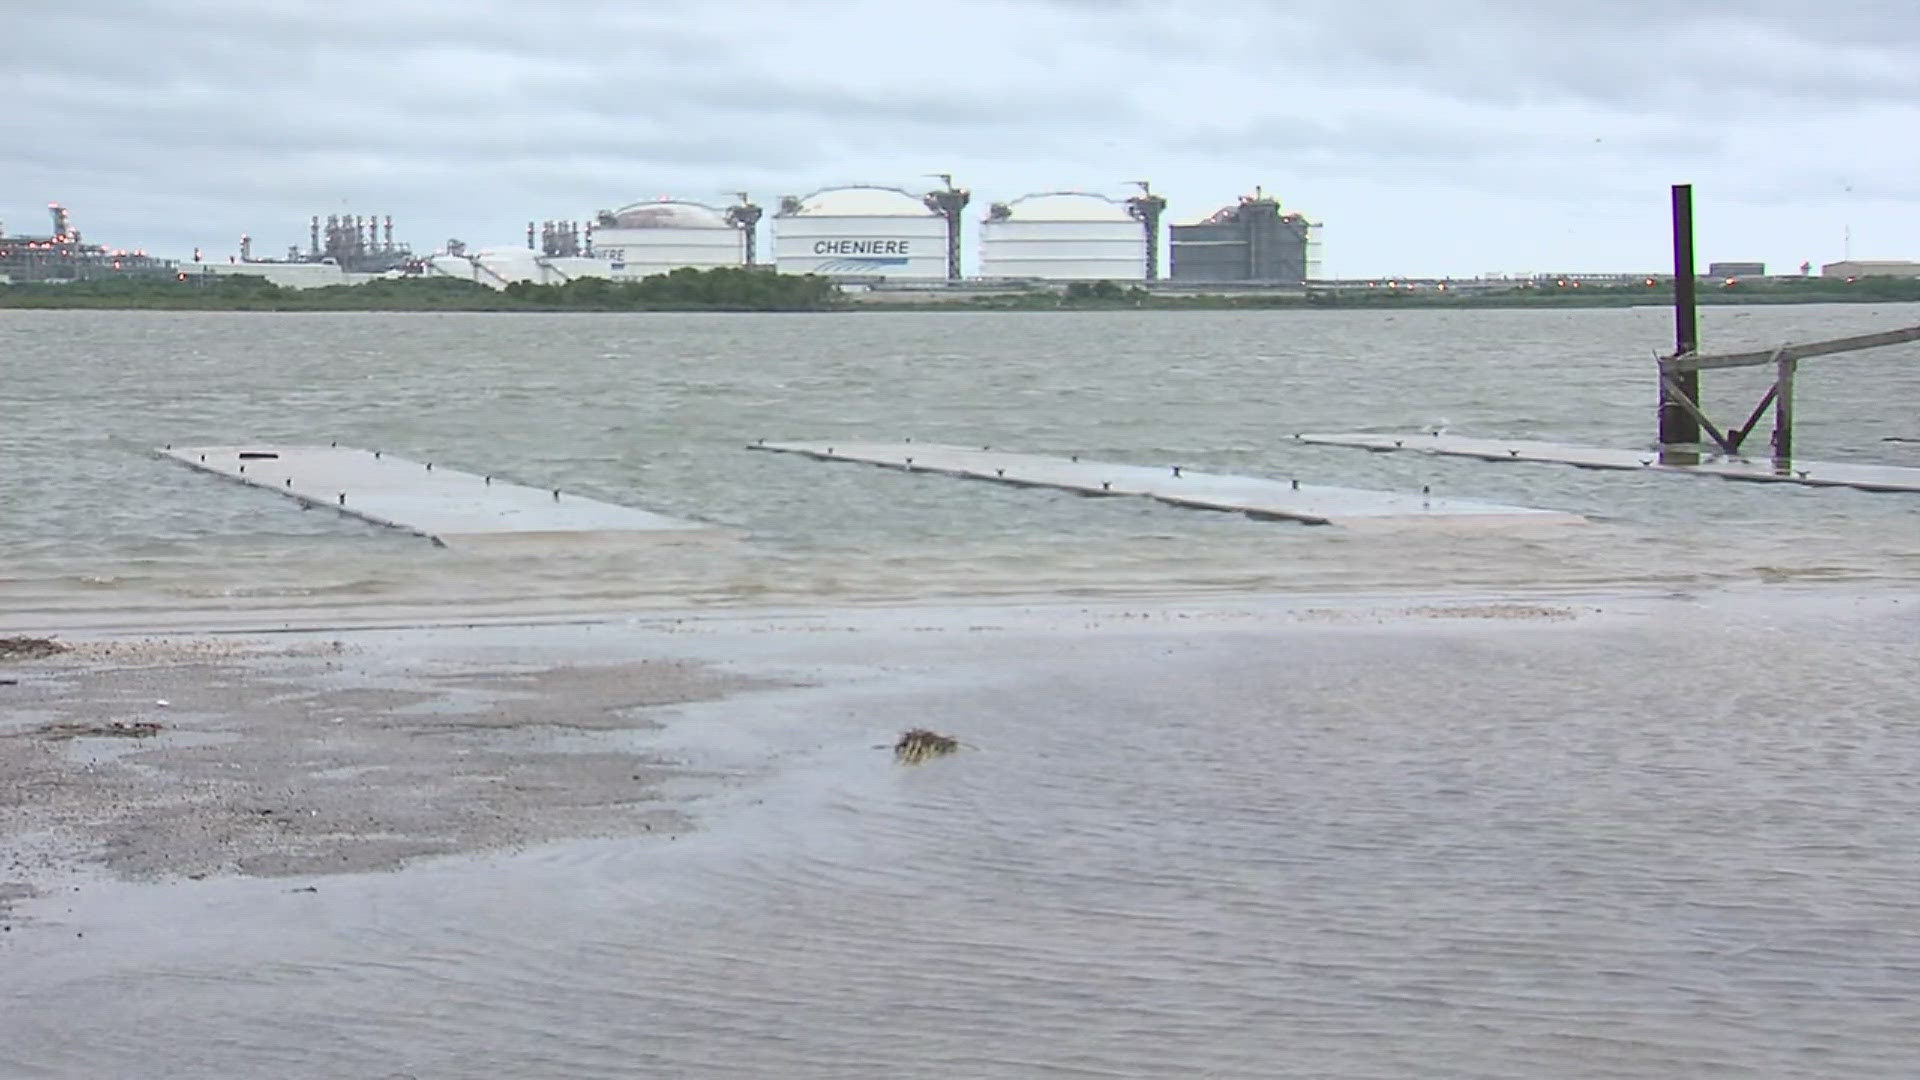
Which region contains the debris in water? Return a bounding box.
[33,720,163,740]
[894,728,959,764]
[0,636,67,660]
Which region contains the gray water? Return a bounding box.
[4,595,1920,1078]
[3,304,1919,626]
[4,306,1920,1077]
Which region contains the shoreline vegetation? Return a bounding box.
[4,265,1919,312]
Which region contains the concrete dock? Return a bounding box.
[1295,433,1920,494]
[751,441,1582,529]
[158,445,712,547]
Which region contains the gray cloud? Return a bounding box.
[4,0,1915,275]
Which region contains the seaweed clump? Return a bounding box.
[893,728,959,765]
[36,721,163,739]
[0,636,67,660]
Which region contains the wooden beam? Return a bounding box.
[1656,373,1738,454]
[1774,355,1797,463]
[1724,345,1787,454]
[1663,324,1920,374]
[1725,382,1779,454]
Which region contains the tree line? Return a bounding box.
[0,266,842,311]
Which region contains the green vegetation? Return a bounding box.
[1301,274,1920,309]
[0,266,842,312]
[0,274,511,310]
[3,266,1915,313]
[501,266,838,310]
[955,285,1297,310]
[902,274,1920,312]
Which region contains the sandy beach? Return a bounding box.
[1,630,782,893]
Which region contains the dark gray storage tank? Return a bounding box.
[1170,190,1319,283]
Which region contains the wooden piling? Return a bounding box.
[1774,354,1796,466]
[1661,183,1702,461]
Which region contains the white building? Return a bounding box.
[173,260,382,288]
[980,192,1147,281]
[774,186,948,280]
[423,248,548,288]
[591,200,748,276]
[416,198,754,290]
[1821,260,1920,279]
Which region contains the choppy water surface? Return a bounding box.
[4,307,1920,1077]
[2,304,1918,625]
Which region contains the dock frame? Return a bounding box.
[1658,324,1920,464]
[1657,184,1920,469]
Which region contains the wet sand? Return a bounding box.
[1,629,783,919]
[5,587,1919,1079]
[0,587,1836,920]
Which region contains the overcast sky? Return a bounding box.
[5,0,1916,277]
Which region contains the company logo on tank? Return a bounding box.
[812,239,911,255]
[811,258,910,272]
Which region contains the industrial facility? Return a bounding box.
[590,198,756,274]
[422,179,1307,290]
[979,190,1163,281]
[305,214,416,272]
[1822,260,1920,279]
[773,183,966,280]
[136,177,1328,291]
[0,203,172,282]
[1170,190,1322,284]
[173,213,421,286]
[423,197,760,288]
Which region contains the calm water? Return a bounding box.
[2,304,1919,626]
[4,306,1920,1077]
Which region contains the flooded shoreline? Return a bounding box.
[4,305,1918,1075]
[5,587,1919,1077]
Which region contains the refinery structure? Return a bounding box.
[0,204,172,283]
[6,178,1326,291]
[170,213,423,287]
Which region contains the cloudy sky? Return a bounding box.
[6,0,1916,277]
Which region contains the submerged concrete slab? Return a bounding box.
[1295,433,1920,494]
[159,445,712,546]
[751,441,1582,529]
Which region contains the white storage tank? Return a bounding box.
[591,200,747,277]
[979,192,1147,281]
[421,248,538,287]
[774,186,948,279]
[425,248,586,289]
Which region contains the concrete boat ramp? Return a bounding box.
[751,441,1583,529]
[1295,433,1920,494]
[158,445,712,547]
